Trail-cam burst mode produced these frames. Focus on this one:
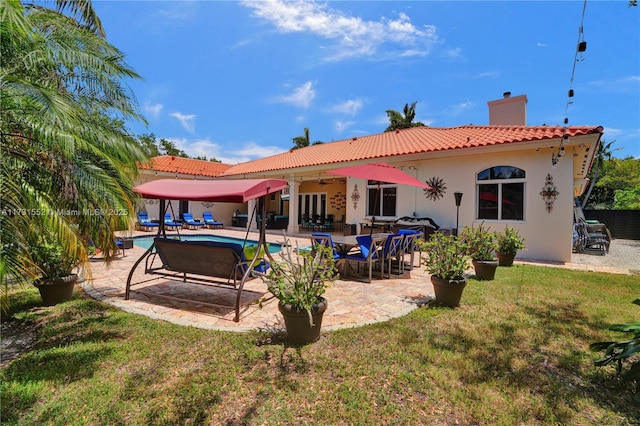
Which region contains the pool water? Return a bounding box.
[133,234,282,253]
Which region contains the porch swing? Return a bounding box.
[124,178,288,322]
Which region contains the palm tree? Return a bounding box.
[0,0,147,312]
[384,102,425,132]
[291,127,311,150]
[580,139,617,209]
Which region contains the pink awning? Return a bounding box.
[133,179,288,203]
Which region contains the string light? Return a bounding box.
[553,0,588,167]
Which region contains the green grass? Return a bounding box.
[2,265,639,425]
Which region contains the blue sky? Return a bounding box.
[94,1,640,163]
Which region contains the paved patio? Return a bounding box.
[82,227,635,332]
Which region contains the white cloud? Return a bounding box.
[173,138,285,164]
[330,99,363,116]
[471,71,499,80]
[275,81,316,109]
[449,101,473,116]
[335,120,355,133]
[537,42,548,48]
[586,75,640,93]
[243,0,440,61]
[143,101,163,120]
[170,112,196,134]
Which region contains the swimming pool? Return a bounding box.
[133,234,282,252]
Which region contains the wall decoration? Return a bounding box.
[201,202,215,209]
[539,173,559,213]
[329,191,346,211]
[423,176,447,201]
[351,184,360,210]
[144,198,159,205]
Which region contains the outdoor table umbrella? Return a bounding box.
[326,162,431,235]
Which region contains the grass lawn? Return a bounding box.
[1,265,639,425]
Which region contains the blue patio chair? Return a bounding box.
[345,235,383,283]
[137,212,159,231]
[310,232,345,261]
[164,212,182,229]
[182,212,205,229]
[202,212,224,229]
[380,233,405,278]
[398,229,423,271]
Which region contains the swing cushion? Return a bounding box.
[153,238,268,282]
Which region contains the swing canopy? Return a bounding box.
[133,178,288,203]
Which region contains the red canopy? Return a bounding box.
[326,162,431,189]
[133,179,288,203]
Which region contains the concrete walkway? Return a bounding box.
[82,228,636,332]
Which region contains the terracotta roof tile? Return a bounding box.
[139,156,232,177]
[223,125,603,176]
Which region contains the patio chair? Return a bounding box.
[182,212,205,230]
[344,235,383,283]
[202,212,224,229]
[310,233,345,261]
[398,229,423,271]
[137,212,159,231]
[574,219,609,255]
[380,233,405,278]
[164,212,182,230]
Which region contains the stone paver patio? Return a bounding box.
[82,227,634,332]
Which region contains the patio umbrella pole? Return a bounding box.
[370,183,381,237]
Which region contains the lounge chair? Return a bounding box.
[137,212,159,231]
[202,212,223,229]
[182,212,205,230]
[164,213,182,230]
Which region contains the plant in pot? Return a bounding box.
[30,234,82,306]
[459,222,499,280]
[418,232,469,308]
[258,237,338,344]
[495,226,525,266]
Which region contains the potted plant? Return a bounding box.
[495,226,525,266]
[460,222,499,280]
[418,232,469,308]
[30,234,82,306]
[258,237,338,344]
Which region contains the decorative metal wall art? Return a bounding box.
[423,176,447,201]
[144,198,159,205]
[540,173,559,213]
[201,201,215,208]
[351,184,360,210]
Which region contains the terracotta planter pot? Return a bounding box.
[34,274,78,306]
[472,260,499,280]
[496,252,516,267]
[278,298,328,344]
[430,276,467,308]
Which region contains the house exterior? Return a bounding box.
[219,94,603,263]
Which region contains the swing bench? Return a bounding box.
[125,178,287,322]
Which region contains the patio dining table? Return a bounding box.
[331,233,390,280]
[331,233,390,256]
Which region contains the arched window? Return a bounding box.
[476,166,525,221]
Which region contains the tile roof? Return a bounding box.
[222,125,603,177]
[139,155,232,177]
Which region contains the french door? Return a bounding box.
[298,192,327,224]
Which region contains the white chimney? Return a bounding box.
[488,92,528,125]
